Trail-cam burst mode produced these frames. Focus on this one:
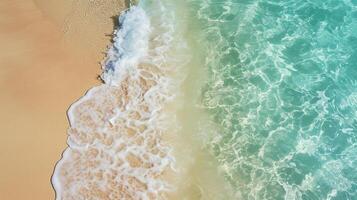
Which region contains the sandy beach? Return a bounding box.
[0,0,125,199]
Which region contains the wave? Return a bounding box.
[52,1,189,199]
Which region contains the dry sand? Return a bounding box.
[0,0,126,199]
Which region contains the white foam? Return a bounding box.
[101,6,151,86]
[52,2,189,199]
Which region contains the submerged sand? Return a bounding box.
[0,0,125,199]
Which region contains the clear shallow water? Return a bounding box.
[53,1,232,199]
[191,0,357,199]
[53,0,357,199]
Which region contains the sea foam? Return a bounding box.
[52,2,187,199]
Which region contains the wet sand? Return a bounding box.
[0,0,125,199]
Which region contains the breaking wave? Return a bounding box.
[52,1,189,199]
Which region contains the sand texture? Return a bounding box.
[0,0,126,199]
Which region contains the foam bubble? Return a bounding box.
[101,6,151,86]
[52,2,189,199]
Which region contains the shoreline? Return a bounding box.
[0,0,126,199]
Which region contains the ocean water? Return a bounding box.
[52,0,357,199]
[193,0,357,199]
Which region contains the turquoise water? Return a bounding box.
[53,0,357,199]
[190,0,357,199]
